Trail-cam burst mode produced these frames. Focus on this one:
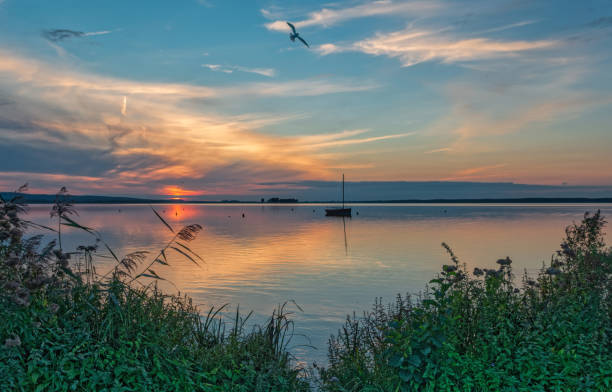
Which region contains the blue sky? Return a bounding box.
[0,0,611,199]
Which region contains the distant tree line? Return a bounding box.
[265,197,298,203]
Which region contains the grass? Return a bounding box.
[0,187,309,391]
[317,210,612,391]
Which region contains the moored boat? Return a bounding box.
[325,174,352,217]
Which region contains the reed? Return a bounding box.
[0,186,309,391]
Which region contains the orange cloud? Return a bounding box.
[0,49,392,194]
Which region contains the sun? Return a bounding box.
[161,185,201,198]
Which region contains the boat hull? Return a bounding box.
[325,208,352,217]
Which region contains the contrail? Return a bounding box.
[121,96,127,116]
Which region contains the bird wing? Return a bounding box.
[297,36,310,48]
[286,22,297,34]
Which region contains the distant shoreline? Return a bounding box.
[3,193,612,204]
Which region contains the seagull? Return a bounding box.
[287,22,309,48]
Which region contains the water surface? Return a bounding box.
[26,203,612,365]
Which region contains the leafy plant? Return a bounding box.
[319,210,612,392]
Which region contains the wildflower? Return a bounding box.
[545,267,561,276]
[497,257,512,266]
[4,335,21,348]
[473,268,484,276]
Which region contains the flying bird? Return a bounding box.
[287,22,309,48]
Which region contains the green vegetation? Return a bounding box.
[0,187,309,391]
[318,211,612,391]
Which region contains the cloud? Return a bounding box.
[436,57,612,146]
[203,64,276,77]
[456,164,506,176]
[317,27,558,66]
[424,147,452,154]
[586,16,612,28]
[0,49,380,196]
[477,20,538,34]
[296,131,415,150]
[42,28,115,42]
[0,50,372,100]
[263,0,440,32]
[196,0,213,7]
[220,79,377,97]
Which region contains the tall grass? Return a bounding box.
[318,211,612,391]
[0,186,309,391]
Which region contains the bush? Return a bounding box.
[0,187,309,391]
[319,211,612,392]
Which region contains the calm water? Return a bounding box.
[26,203,612,365]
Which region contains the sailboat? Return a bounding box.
[326,174,352,217]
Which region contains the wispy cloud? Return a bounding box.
[477,20,538,34]
[424,147,452,154]
[42,28,116,42]
[121,96,127,116]
[196,0,214,7]
[0,50,372,99]
[203,64,276,77]
[317,27,558,66]
[437,59,612,144]
[586,16,612,28]
[456,164,506,176]
[300,132,415,149]
[289,129,414,150]
[0,49,379,195]
[263,0,440,32]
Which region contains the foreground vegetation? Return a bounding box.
[2,186,611,391]
[1,188,309,391]
[318,211,612,391]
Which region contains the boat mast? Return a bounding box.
[342,173,345,208]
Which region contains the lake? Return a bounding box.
[25,203,612,366]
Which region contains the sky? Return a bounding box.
[0,0,611,200]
